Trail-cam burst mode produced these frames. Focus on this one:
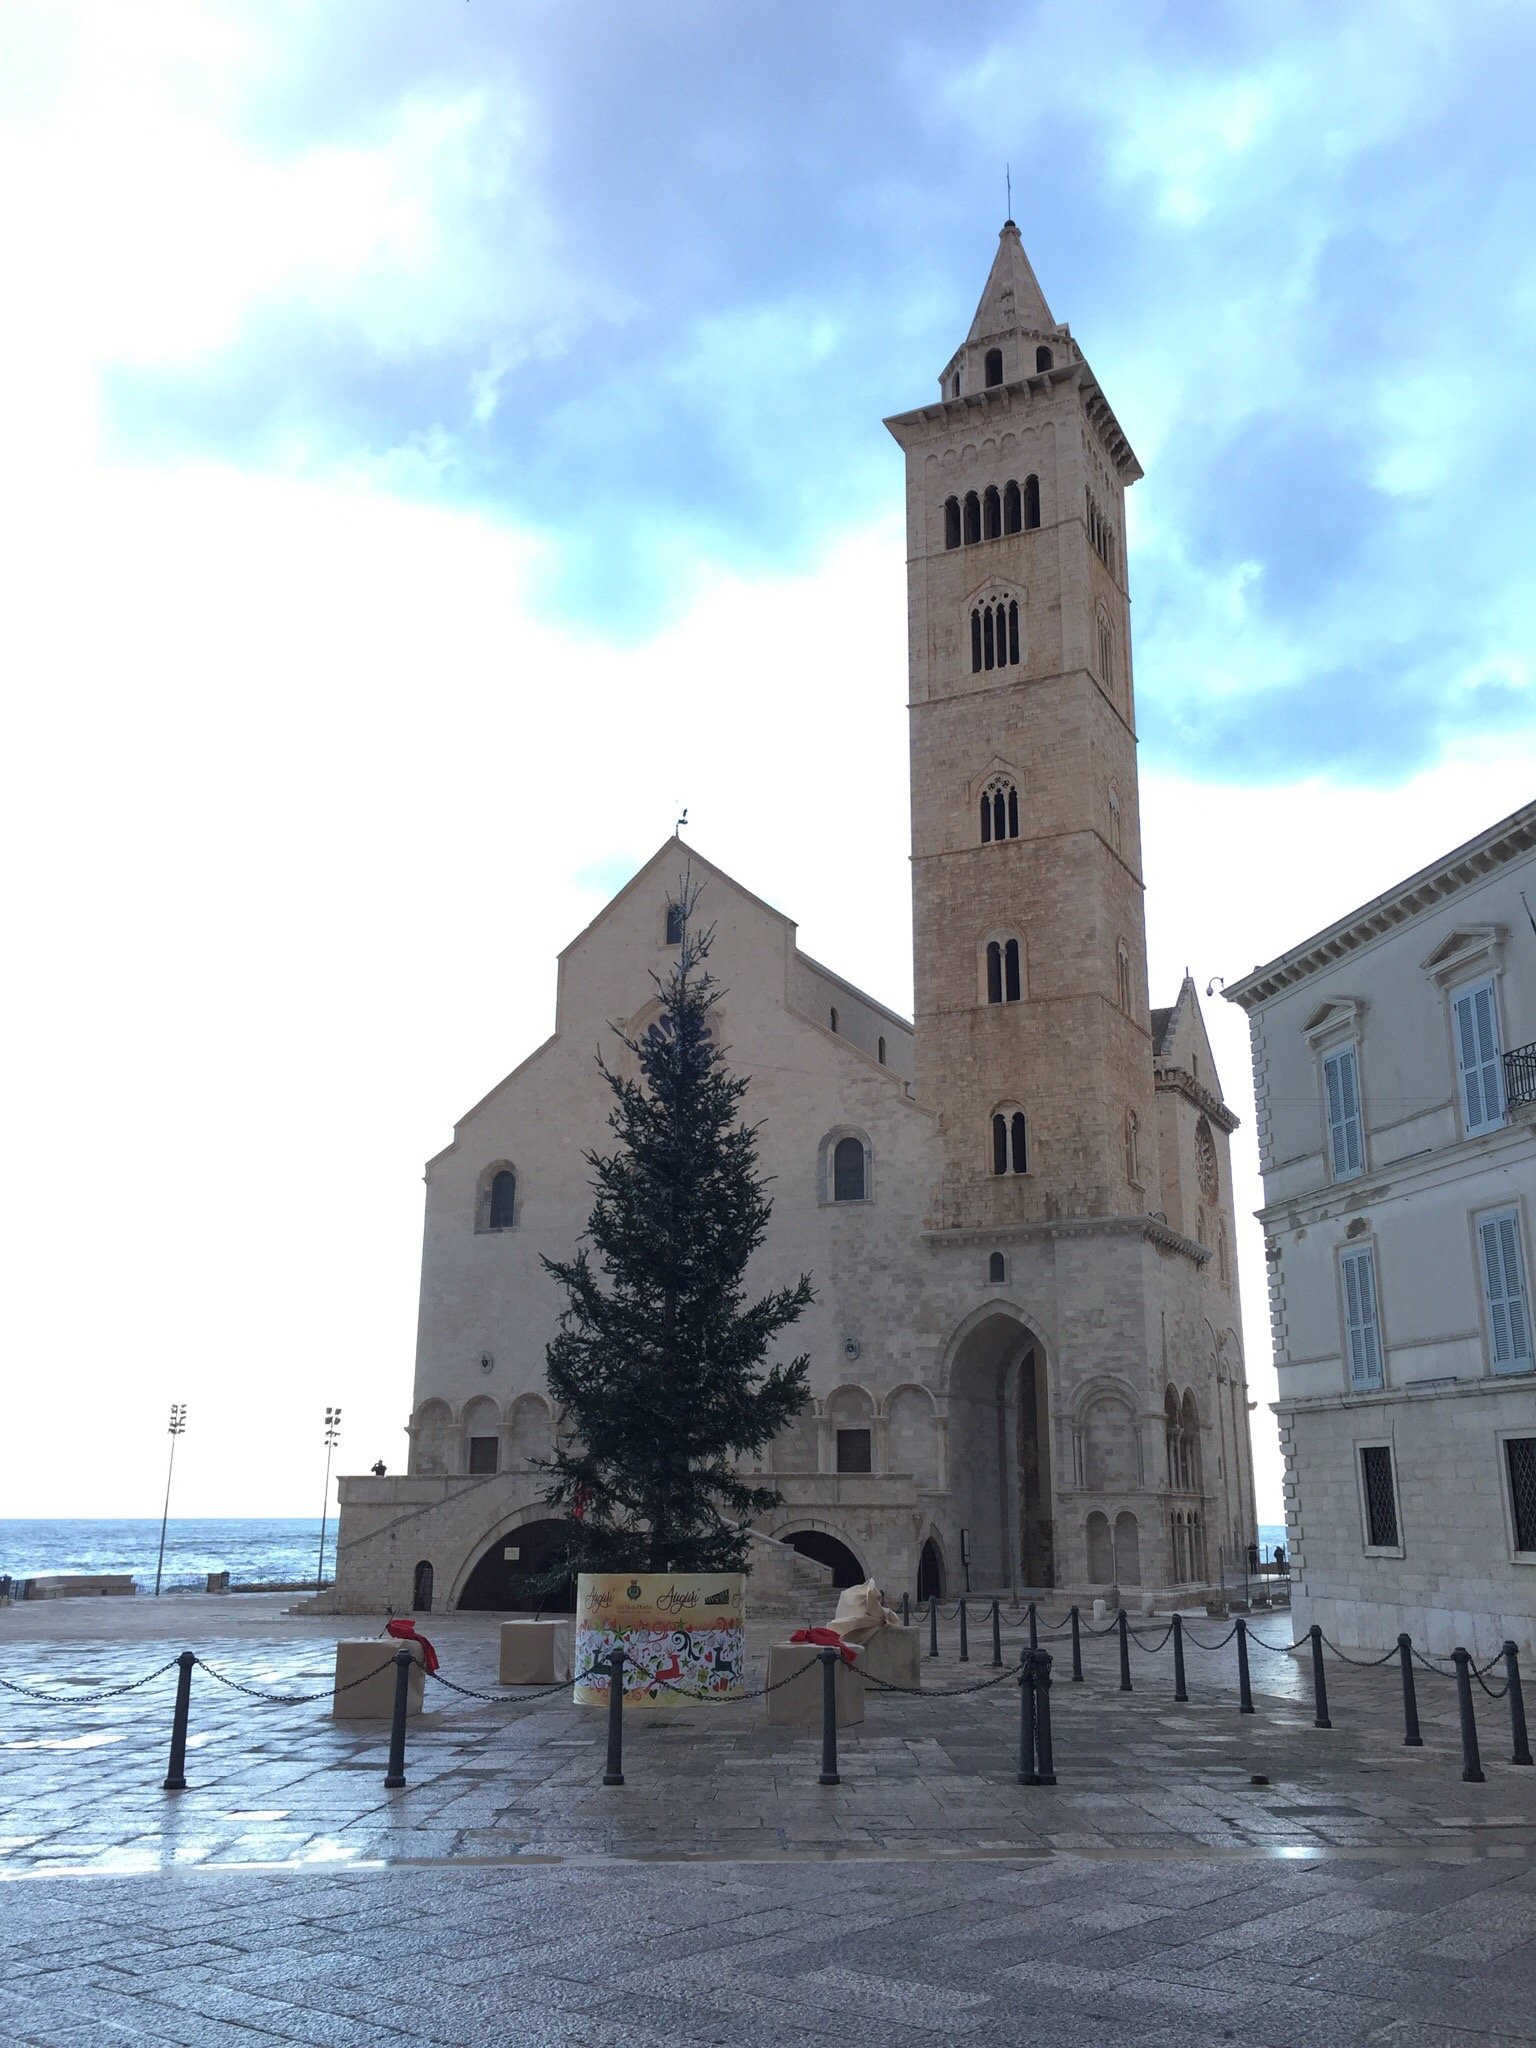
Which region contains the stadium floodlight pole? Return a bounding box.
[154,1404,188,1596]
[316,1407,342,1591]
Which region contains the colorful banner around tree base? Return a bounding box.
[573,1572,745,1707]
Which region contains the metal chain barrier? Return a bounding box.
[1129,1622,1176,1653]
[193,1654,398,1705]
[425,1666,607,1704]
[1318,1634,1398,1667]
[0,1657,183,1705]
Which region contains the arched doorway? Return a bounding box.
[946,1309,1053,1588]
[411,1560,434,1613]
[457,1518,576,1613]
[917,1536,944,1601]
[783,1528,864,1589]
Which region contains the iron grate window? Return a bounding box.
[1360,1445,1399,1549]
[1507,1437,1536,1552]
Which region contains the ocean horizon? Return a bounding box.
[0,1517,333,1591]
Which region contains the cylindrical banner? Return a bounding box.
[574,1572,745,1707]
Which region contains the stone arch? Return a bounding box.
[1114,1510,1142,1587]
[884,1383,941,1491]
[770,1517,867,1590]
[450,1504,576,1613]
[460,1395,501,1475]
[411,1559,434,1613]
[941,1303,1054,1587]
[1085,1510,1113,1583]
[410,1398,455,1477]
[507,1392,555,1469]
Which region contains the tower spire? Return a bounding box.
[966,219,1055,344]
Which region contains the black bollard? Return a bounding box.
[603,1648,626,1787]
[991,1599,1003,1667]
[1172,1613,1188,1703]
[1016,1650,1037,1785]
[1235,1617,1254,1714]
[383,1648,413,1789]
[928,1596,939,1659]
[1398,1633,1422,1747]
[1117,1609,1132,1692]
[818,1648,840,1786]
[1070,1606,1083,1683]
[958,1598,969,1662]
[1308,1624,1331,1730]
[162,1650,196,1792]
[901,1592,910,1629]
[1028,1601,1039,1653]
[1033,1648,1056,1786]
[1504,1642,1532,1767]
[1452,1648,1485,1784]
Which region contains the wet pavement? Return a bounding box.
[3,1594,1534,2042]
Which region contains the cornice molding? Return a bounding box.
[1153,1063,1240,1132]
[1224,803,1536,1011]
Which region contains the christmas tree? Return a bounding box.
[541,881,813,1575]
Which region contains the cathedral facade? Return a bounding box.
[330,225,1257,1614]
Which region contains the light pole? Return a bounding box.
[154,1404,188,1596]
[316,1406,341,1591]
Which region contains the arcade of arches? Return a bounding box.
[456,1518,576,1613]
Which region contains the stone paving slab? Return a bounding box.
[4,1595,1535,2043]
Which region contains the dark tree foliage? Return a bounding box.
[540,885,813,1575]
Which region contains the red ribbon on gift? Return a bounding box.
[788,1625,857,1666]
[383,1616,439,1674]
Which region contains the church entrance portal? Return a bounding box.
[784,1529,864,1589]
[457,1518,576,1612]
[947,1311,1054,1588]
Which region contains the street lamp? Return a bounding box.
[154,1404,188,1597]
[316,1406,342,1592]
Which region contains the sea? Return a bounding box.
[0,1518,332,1593]
[0,1516,1292,1594]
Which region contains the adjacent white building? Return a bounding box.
[1226,802,1536,1657]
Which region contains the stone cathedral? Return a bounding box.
[329,224,1258,1614]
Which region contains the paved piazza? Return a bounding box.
[3,1594,1535,2044]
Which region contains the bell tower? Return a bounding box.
[886,222,1157,1232]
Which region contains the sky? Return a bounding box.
[3,0,1534,1530]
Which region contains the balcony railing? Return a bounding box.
[1505,1042,1536,1110]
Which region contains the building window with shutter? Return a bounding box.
[1358,1443,1401,1553]
[1452,978,1505,1135]
[988,1251,1006,1284]
[1504,1436,1536,1554]
[1478,1207,1533,1374]
[468,1435,500,1475]
[664,901,685,946]
[1323,1045,1365,1180]
[1340,1245,1384,1391]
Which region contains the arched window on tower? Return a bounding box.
[991,1109,1028,1175]
[829,1006,839,1034]
[488,1169,516,1230]
[944,496,961,550]
[1117,942,1133,1012]
[1003,479,1022,534]
[665,902,685,946]
[1035,345,1054,372]
[1125,1109,1141,1188]
[979,777,1019,844]
[1098,608,1114,690]
[1108,782,1123,857]
[969,599,1020,674]
[983,936,1022,1004]
[984,347,1003,387]
[1023,474,1041,529]
[963,491,981,544]
[988,1251,1006,1284]
[1004,937,1021,1001]
[877,1036,886,1065]
[986,941,1003,1005]
[983,485,1001,540]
